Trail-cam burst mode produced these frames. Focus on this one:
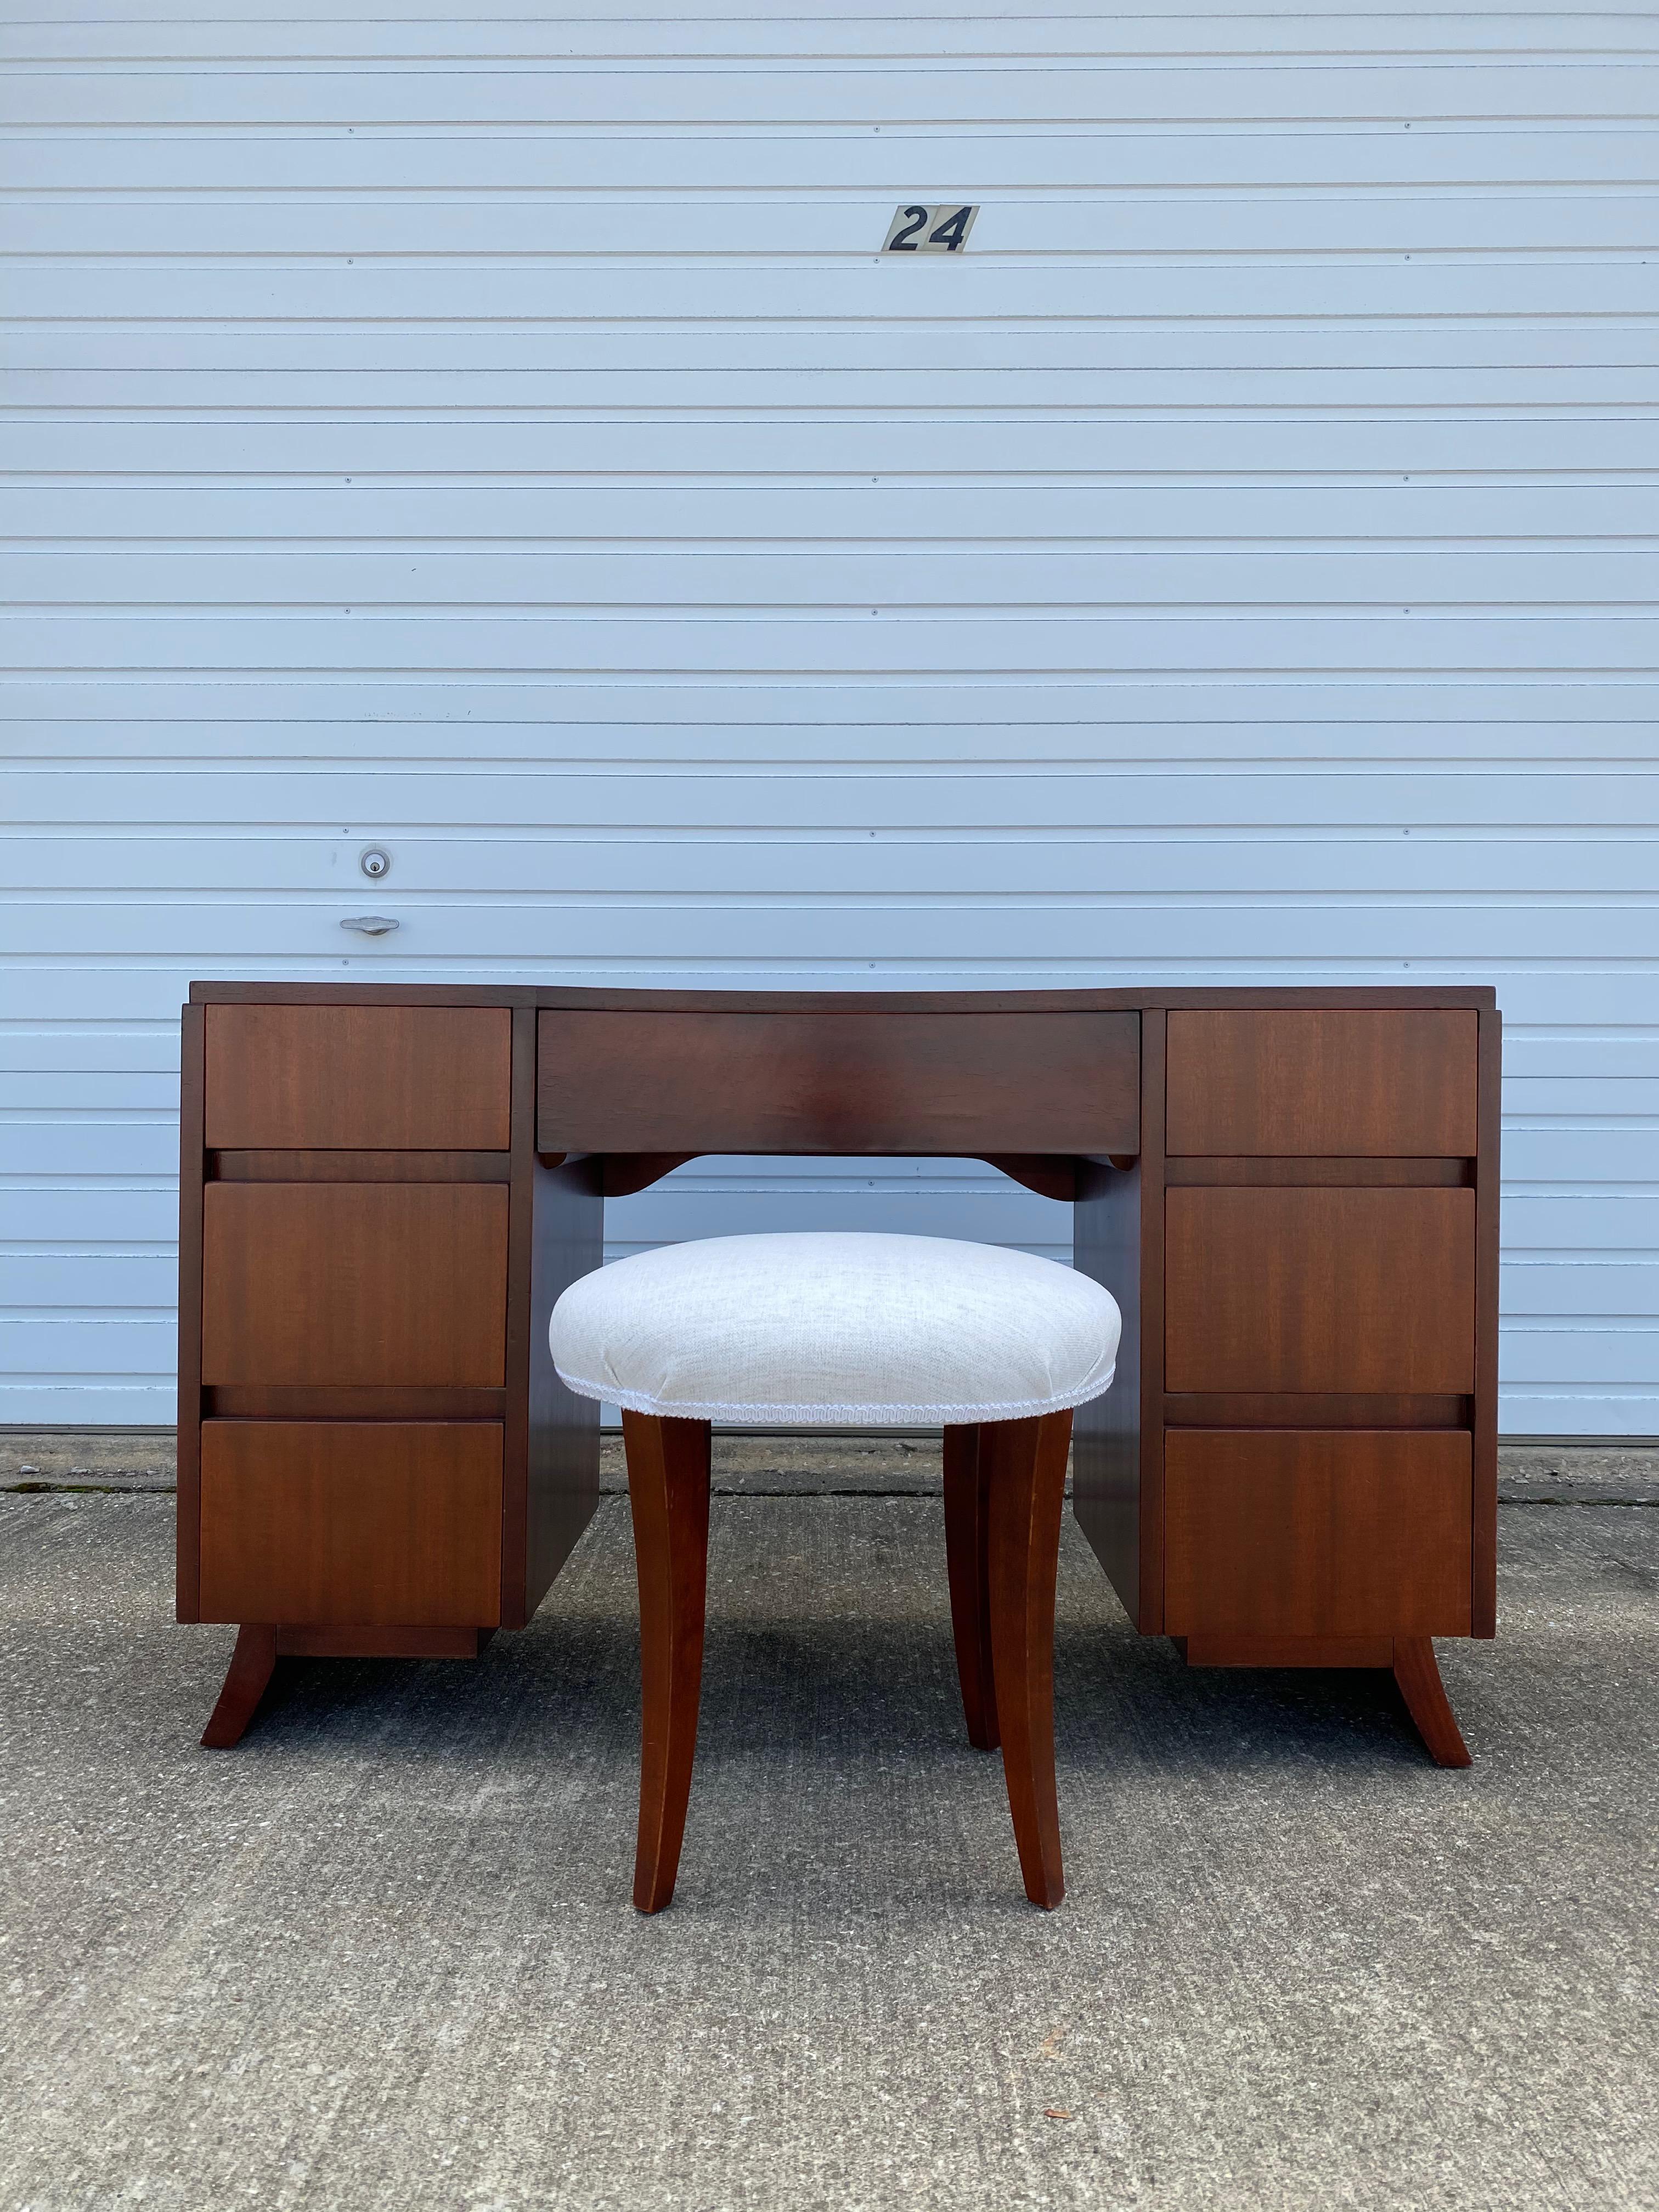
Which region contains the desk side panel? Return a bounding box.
[1073,1008,1164,1633]
[176,1003,205,1621]
[1473,1005,1502,1636]
[525,1153,604,1620]
[1072,1156,1142,1628]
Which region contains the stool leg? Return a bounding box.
[623,1411,712,1912]
[985,1409,1073,1909]
[943,1423,998,1750]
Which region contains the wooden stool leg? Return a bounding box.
[200,1623,278,1748]
[985,1409,1074,1909]
[623,1410,712,1912]
[943,1423,998,1750]
[1392,1637,1474,1768]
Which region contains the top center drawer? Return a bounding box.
[204,1004,512,1151]
[537,1007,1139,1156]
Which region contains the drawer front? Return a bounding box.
[1165,1185,1475,1396]
[205,1004,512,1150]
[1166,1009,1477,1157]
[539,1007,1139,1156]
[1165,1429,1473,1638]
[201,1182,509,1386]
[199,1421,503,1626]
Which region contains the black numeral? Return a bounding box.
[888,206,928,251]
[928,206,972,252]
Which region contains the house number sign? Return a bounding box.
[883,204,978,253]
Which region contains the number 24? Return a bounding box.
[889,205,973,252]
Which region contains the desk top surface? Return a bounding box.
[190,982,1498,1012]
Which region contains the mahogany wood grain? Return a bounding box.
[176,1001,206,1622]
[1472,1005,1503,1639]
[275,1625,492,1658]
[1071,1161,1143,1626]
[203,1385,506,1421]
[180,980,1500,1747]
[198,1421,503,1626]
[1165,1186,1476,1396]
[204,1002,512,1151]
[538,1008,1139,1156]
[200,983,529,1007]
[1166,1009,1479,1157]
[985,1410,1074,1910]
[624,1412,713,1914]
[524,1149,604,1623]
[500,1006,536,1627]
[195,981,1493,1014]
[586,1150,1084,1203]
[942,1424,998,1751]
[1164,1430,1474,1640]
[201,1182,509,1387]
[1164,1392,1468,1431]
[1179,1633,1395,1668]
[1072,1011,1164,1632]
[980,1155,1079,1202]
[211,1150,511,1183]
[600,1152,696,1197]
[1135,1014,1167,1633]
[199,1623,275,1747]
[1165,1157,1470,1188]
[1392,1637,1474,1766]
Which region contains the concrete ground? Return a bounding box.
[1,1463,1656,2210]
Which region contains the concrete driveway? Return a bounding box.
[1,1475,1655,2211]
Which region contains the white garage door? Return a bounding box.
[2,1,1655,1433]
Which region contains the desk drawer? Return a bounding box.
[1165,1185,1475,1396]
[202,1182,509,1386]
[538,1007,1139,1156]
[1166,1009,1477,1157]
[205,1004,511,1150]
[199,1420,502,1626]
[1165,1430,1472,1638]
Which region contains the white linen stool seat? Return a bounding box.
[551,1232,1121,1913]
[550,1229,1120,1425]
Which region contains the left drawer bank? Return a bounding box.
[176,992,602,1745]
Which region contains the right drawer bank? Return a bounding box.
[1157,1005,1492,1661]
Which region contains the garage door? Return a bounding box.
[2,1,1655,1432]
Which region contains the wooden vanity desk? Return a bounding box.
[178,984,1499,1761]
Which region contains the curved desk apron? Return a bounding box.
[176,984,1499,1769]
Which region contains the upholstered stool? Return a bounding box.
[550,1231,1121,1912]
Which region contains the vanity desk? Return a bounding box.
[177,983,1499,1760]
